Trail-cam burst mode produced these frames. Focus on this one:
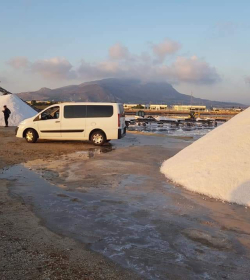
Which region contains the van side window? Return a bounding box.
[86,105,113,118]
[64,105,87,118]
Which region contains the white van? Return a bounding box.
[16,102,126,145]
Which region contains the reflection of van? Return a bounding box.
[16,103,126,145]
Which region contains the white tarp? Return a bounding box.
[161,107,250,206]
[0,94,37,126]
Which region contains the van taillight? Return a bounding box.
[118,114,121,127]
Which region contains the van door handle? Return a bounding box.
[55,121,60,123]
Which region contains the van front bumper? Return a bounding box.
[118,127,126,139]
[15,127,19,136]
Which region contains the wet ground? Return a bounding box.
[126,120,224,140]
[1,133,250,279]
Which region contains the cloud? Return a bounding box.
[7,57,30,69]
[244,76,250,84]
[159,56,220,84]
[109,43,129,60]
[77,55,219,85]
[78,60,121,80]
[152,39,181,61]
[8,56,76,80]
[31,57,76,80]
[7,40,220,85]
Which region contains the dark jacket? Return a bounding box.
[3,108,11,117]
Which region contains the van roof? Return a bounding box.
[58,102,122,106]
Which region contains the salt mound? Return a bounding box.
[161,107,250,206]
[0,94,37,126]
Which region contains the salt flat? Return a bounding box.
[1,131,250,279]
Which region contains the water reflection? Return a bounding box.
[75,145,114,159]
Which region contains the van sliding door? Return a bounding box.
[61,105,86,139]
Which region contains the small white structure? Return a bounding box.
[172,105,206,111]
[149,104,167,110]
[123,104,168,110]
[0,94,37,126]
[212,107,243,112]
[123,104,145,109]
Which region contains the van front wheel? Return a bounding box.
[91,131,106,146]
[25,129,38,143]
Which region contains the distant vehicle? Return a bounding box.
[135,110,145,119]
[146,116,156,120]
[16,102,126,145]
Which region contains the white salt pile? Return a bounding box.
[0,94,37,126]
[161,107,250,206]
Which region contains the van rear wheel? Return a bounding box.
[91,131,106,146]
[25,129,38,143]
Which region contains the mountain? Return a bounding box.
[17,78,242,107]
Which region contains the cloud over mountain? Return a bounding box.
[109,43,130,60]
[8,57,76,80]
[159,56,221,84]
[7,57,30,69]
[152,38,181,61]
[31,57,76,80]
[7,39,220,85]
[77,54,220,85]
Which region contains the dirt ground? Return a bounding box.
[0,127,95,169]
[0,127,139,280]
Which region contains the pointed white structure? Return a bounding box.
[161,107,250,206]
[0,94,37,126]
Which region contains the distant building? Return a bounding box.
[149,104,168,110]
[123,104,145,109]
[124,104,168,110]
[27,100,51,105]
[212,107,243,112]
[171,105,206,111]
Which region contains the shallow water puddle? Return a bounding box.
[1,160,250,279]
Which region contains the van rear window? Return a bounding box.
[86,105,113,118]
[64,105,86,118]
[119,104,125,117]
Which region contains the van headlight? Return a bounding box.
[19,121,26,126]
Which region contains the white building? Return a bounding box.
[149,104,168,110]
[171,105,206,111]
[212,107,243,112]
[124,104,168,110]
[123,104,145,109]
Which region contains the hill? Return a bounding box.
[17,78,242,107]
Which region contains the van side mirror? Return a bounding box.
[39,115,42,120]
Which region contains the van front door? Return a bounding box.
[37,106,61,138]
[61,105,86,139]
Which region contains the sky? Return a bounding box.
[0,0,250,104]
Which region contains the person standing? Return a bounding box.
[2,105,11,127]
